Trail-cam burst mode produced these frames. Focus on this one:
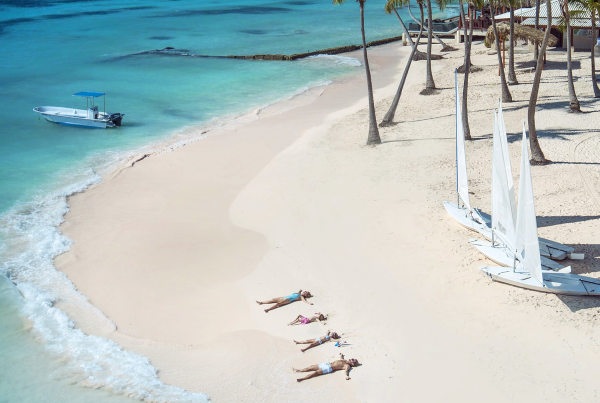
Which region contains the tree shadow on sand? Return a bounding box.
[505,127,600,143]
[537,215,600,228]
[516,58,581,72]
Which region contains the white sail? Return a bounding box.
[455,70,470,210]
[515,124,544,285]
[491,110,517,251]
[497,100,517,224]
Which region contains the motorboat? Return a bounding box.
[34,91,124,129]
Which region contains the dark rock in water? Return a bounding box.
[149,36,174,40]
[109,34,404,63]
[366,36,403,47]
[239,29,268,35]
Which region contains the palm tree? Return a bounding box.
[407,1,457,51]
[459,0,483,139]
[571,0,600,97]
[534,0,541,59]
[559,0,582,111]
[506,0,519,84]
[528,0,552,164]
[589,0,600,97]
[489,0,513,101]
[333,0,381,145]
[380,0,426,126]
[425,0,436,90]
[392,4,428,60]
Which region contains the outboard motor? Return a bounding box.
[109,113,124,126]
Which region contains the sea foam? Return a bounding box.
[306,54,362,67]
[0,172,209,403]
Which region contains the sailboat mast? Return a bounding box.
[455,70,460,208]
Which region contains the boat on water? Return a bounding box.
[34,91,124,129]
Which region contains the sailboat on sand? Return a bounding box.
[474,100,582,261]
[469,110,567,272]
[443,70,490,232]
[442,81,583,262]
[480,125,600,295]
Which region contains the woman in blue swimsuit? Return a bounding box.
[256,289,313,313]
[294,330,340,352]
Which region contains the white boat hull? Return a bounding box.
[443,201,489,232]
[476,225,576,260]
[34,106,123,129]
[469,239,567,272]
[481,266,600,296]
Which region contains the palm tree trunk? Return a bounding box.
[394,8,416,48]
[408,2,452,51]
[508,7,518,84]
[393,8,427,60]
[359,1,381,145]
[462,4,474,140]
[592,12,600,98]
[534,0,541,60]
[380,5,425,126]
[491,10,513,102]
[527,0,552,165]
[425,0,436,90]
[564,3,581,112]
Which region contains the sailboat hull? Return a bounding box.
[481,266,600,296]
[443,202,489,232]
[476,226,571,260]
[469,239,566,271]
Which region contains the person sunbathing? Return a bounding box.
[293,353,359,382]
[288,313,326,326]
[256,290,312,313]
[294,331,340,352]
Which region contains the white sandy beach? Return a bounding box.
[55,40,600,402]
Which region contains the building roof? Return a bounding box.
[495,7,535,20]
[517,0,592,28]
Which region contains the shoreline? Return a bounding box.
[54,42,414,402]
[55,37,600,403]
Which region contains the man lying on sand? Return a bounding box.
[294,330,340,352]
[256,290,312,313]
[293,353,359,382]
[288,312,325,326]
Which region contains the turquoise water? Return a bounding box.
[0,1,460,401]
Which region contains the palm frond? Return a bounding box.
[385,0,409,13]
[469,0,485,10]
[332,0,346,5]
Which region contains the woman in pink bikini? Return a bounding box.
[256,290,312,313]
[287,312,325,326]
[294,330,340,352]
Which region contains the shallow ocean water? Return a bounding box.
[0,0,459,401]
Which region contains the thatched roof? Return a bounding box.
[484,22,558,48]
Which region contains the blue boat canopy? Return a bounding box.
[73,91,106,98]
